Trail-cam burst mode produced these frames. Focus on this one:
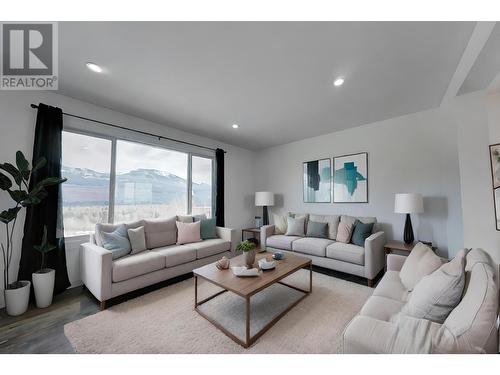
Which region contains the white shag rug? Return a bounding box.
[64,270,372,353]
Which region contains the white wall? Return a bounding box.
[254,103,464,259]
[0,91,255,307]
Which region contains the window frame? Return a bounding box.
[62,127,216,238]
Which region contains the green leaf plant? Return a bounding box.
[235,240,256,252]
[33,226,57,272]
[0,151,66,290]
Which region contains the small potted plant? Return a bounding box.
[236,240,257,268]
[32,225,57,308]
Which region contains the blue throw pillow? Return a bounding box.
[351,220,374,247]
[100,224,131,259]
[200,218,217,239]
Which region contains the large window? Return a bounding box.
[114,140,188,222]
[61,130,214,237]
[61,132,112,236]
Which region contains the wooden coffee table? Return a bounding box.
[193,251,312,348]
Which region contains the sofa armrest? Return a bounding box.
[364,231,386,280]
[260,225,275,250]
[387,254,407,272]
[80,242,112,302]
[216,226,238,254]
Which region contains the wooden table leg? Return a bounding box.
[194,275,198,308]
[245,296,250,348]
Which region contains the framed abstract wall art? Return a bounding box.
[489,143,500,230]
[333,152,368,203]
[303,158,331,203]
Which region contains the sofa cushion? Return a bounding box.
[112,251,165,282]
[400,242,442,291]
[127,226,147,255]
[309,214,340,240]
[191,238,230,259]
[306,220,328,238]
[373,271,409,302]
[340,215,377,227]
[176,221,202,245]
[266,235,302,250]
[100,224,131,260]
[351,220,374,246]
[95,220,144,247]
[143,217,177,249]
[360,295,406,322]
[326,242,364,265]
[336,221,354,244]
[176,215,193,223]
[292,237,334,257]
[402,249,467,324]
[285,216,306,236]
[152,244,197,268]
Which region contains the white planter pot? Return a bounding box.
[32,269,55,308]
[5,280,31,316]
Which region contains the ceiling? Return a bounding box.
[58,22,481,150]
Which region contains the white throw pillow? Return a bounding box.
[400,242,442,291]
[285,216,305,236]
[401,248,468,323]
[273,213,288,234]
[176,221,202,245]
[127,226,147,254]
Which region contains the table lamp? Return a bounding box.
[394,193,423,244]
[255,192,274,226]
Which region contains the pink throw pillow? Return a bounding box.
[176,221,201,245]
[336,222,354,243]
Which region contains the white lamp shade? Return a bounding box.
[255,191,274,206]
[394,193,423,214]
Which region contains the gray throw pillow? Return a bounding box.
[306,220,328,238]
[285,216,305,236]
[127,226,147,254]
[100,224,131,259]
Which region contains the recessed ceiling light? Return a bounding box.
[333,77,345,87]
[86,62,103,73]
[232,124,239,129]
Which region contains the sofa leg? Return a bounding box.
[100,300,107,310]
[367,279,373,288]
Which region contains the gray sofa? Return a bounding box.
[260,213,385,286]
[342,249,499,353]
[80,215,237,309]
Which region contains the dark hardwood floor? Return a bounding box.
[0,267,381,354]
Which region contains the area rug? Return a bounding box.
[64,270,372,353]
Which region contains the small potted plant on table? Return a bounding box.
[32,226,57,308]
[236,240,257,268]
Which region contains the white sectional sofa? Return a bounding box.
[342,248,499,353]
[80,215,237,309]
[260,213,386,286]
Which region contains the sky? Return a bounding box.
[62,131,212,184]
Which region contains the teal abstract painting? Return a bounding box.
[303,158,331,203]
[333,153,368,203]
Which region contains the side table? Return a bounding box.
[241,227,261,244]
[383,240,437,271]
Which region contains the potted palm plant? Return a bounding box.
[32,226,57,308]
[236,240,257,268]
[0,151,66,316]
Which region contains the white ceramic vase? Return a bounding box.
[5,280,31,316]
[32,269,55,308]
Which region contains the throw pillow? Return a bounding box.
[176,221,202,245]
[285,216,306,236]
[200,218,217,239]
[401,248,468,323]
[351,220,374,246]
[273,213,288,234]
[127,226,147,254]
[193,214,207,222]
[306,220,328,238]
[100,224,131,260]
[288,212,309,232]
[336,221,354,243]
[399,242,443,291]
[309,214,340,240]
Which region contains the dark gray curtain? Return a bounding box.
[18,103,70,294]
[215,148,224,227]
